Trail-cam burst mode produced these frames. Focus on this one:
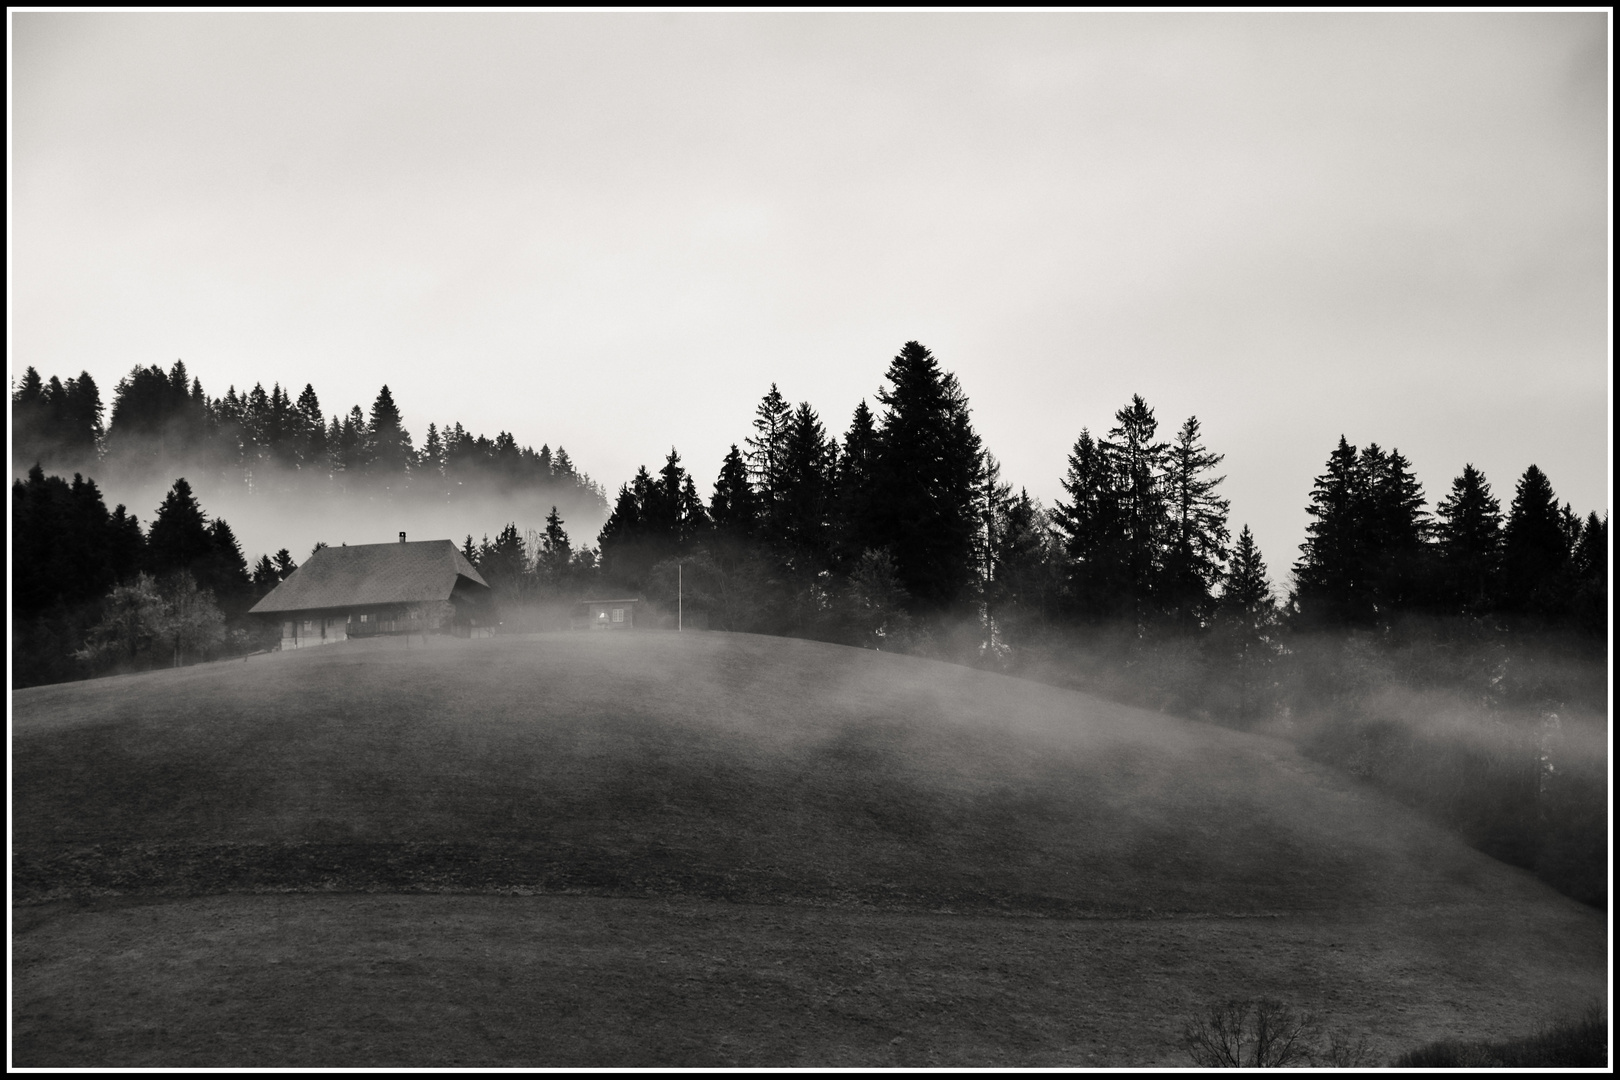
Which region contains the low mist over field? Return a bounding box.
[70,459,609,569]
[12,633,1605,1066]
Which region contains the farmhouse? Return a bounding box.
[571,599,641,631]
[250,536,492,650]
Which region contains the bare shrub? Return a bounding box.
[1182,998,1318,1067]
[1316,1028,1372,1067]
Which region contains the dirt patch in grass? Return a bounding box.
[11,892,1605,1068]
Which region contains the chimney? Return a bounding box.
[399,532,406,543]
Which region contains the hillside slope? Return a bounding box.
[9,631,1581,918]
[12,632,1607,1067]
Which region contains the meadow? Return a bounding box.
[12,632,1607,1066]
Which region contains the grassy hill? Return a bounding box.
[12,632,1607,1066]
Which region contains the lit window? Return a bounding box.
[612,608,624,623]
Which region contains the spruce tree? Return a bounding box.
[146,478,214,579]
[341,405,368,473]
[368,385,413,478]
[1500,464,1569,619]
[11,368,50,466]
[538,506,573,586]
[833,400,879,563]
[643,449,686,541]
[553,446,575,479]
[1101,395,1170,624]
[106,364,194,464]
[1161,415,1230,628]
[107,504,146,586]
[1568,511,1608,638]
[710,444,758,538]
[1360,444,1431,616]
[61,474,117,604]
[1433,464,1503,615]
[325,415,345,473]
[745,384,792,521]
[982,455,1055,641]
[741,386,793,544]
[295,384,325,466]
[480,523,528,593]
[252,554,279,596]
[1292,436,1366,627]
[771,402,838,571]
[598,470,655,587]
[1220,525,1275,620]
[1051,427,1126,622]
[201,518,254,612]
[1213,525,1278,722]
[266,383,297,468]
[12,464,67,615]
[422,423,443,472]
[865,342,985,613]
[57,372,104,459]
[244,383,272,460]
[215,386,246,462]
[678,474,710,543]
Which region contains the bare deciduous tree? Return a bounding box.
[1182,998,1317,1067]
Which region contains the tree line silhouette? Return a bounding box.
[13,342,1606,680]
[579,341,1604,655]
[12,468,266,686]
[10,361,607,505]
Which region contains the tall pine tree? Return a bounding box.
[1499,464,1569,620]
[769,402,838,573]
[1433,464,1502,616]
[1292,436,1367,627]
[146,478,214,580]
[710,444,758,539]
[1100,395,1169,625]
[368,385,414,480]
[1052,427,1127,622]
[1160,416,1230,628]
[863,342,985,614]
[745,384,792,527]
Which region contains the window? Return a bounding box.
[359,614,369,623]
[303,619,316,631]
[612,608,624,623]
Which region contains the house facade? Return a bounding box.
[249,538,493,650]
[570,599,640,631]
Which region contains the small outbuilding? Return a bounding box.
[249,537,492,649]
[570,599,641,631]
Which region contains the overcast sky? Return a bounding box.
[10,11,1611,576]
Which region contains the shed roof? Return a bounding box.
[248,540,489,616]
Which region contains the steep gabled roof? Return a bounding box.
[248,540,490,615]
